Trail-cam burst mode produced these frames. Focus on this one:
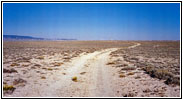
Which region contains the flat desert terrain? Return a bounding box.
[3,41,180,97]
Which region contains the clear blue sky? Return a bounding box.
[3,3,180,40]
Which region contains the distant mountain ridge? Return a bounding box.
[3,35,44,40]
[3,35,77,41]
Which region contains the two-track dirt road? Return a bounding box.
[9,47,119,97]
[7,43,180,97]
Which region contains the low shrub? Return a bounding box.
[10,63,20,67]
[106,62,115,65]
[13,78,27,86]
[143,66,179,85]
[123,92,136,97]
[121,66,136,71]
[41,76,46,79]
[119,74,126,78]
[3,84,15,92]
[47,68,53,71]
[135,76,141,79]
[53,62,63,66]
[34,64,41,67]
[37,56,44,60]
[164,76,180,85]
[127,72,135,75]
[80,72,86,75]
[72,76,77,82]
[3,68,17,73]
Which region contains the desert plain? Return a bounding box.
[3,41,180,97]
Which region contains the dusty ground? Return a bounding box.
[3,41,180,97]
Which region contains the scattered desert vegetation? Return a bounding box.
[3,41,180,97]
[110,41,180,85]
[108,41,180,97]
[3,41,134,96]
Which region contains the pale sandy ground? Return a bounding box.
[4,43,180,97]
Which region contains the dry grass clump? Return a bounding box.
[47,68,53,71]
[42,67,47,70]
[63,57,71,60]
[143,66,179,85]
[155,69,173,79]
[37,56,44,60]
[72,76,78,82]
[143,67,172,79]
[10,63,20,67]
[21,57,31,62]
[52,62,63,66]
[22,64,30,67]
[31,66,36,69]
[143,88,151,93]
[3,68,17,73]
[80,72,86,75]
[164,76,180,85]
[127,72,135,75]
[119,74,126,78]
[121,66,136,71]
[3,84,15,94]
[123,63,128,66]
[13,78,27,86]
[123,92,136,97]
[130,57,139,61]
[135,76,141,79]
[106,62,115,65]
[34,64,41,67]
[16,57,31,63]
[116,63,128,67]
[41,76,46,79]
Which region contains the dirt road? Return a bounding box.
[8,47,119,97]
[6,43,180,97]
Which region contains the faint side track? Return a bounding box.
[128,43,141,49]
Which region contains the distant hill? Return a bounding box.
[3,35,44,41]
[3,35,77,41]
[55,38,77,40]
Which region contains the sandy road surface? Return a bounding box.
[42,48,119,97]
[8,46,119,97]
